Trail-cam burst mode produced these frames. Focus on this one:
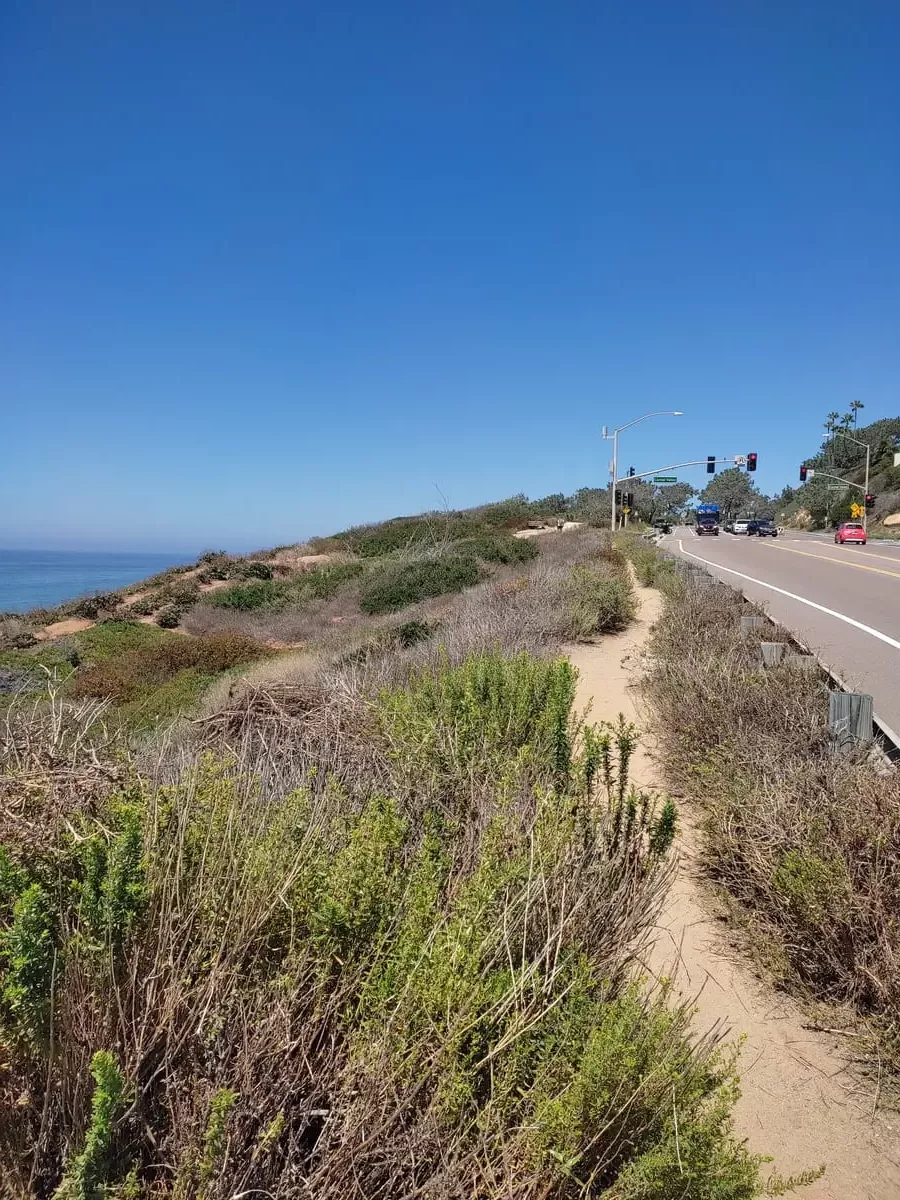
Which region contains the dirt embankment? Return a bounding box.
[566,587,900,1200]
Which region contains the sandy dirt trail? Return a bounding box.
[566,584,900,1200]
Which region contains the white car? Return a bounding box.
[732,518,751,534]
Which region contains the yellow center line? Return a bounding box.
[761,540,900,580]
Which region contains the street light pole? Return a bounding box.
[832,429,870,531]
[603,411,684,531]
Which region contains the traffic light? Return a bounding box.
[628,466,635,477]
[707,456,715,473]
[747,452,758,472]
[615,490,622,505]
[799,465,808,482]
[625,492,634,508]
[865,493,875,510]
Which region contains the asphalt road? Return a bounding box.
[663,526,900,738]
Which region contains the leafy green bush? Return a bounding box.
[455,532,539,565]
[208,580,277,611]
[235,560,274,581]
[54,1051,129,1200]
[1,882,55,1051]
[378,650,577,789]
[155,605,182,629]
[208,563,363,612]
[360,554,480,614]
[128,596,157,617]
[69,593,124,621]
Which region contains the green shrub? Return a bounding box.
[378,650,577,788]
[561,566,637,637]
[772,849,851,929]
[128,596,157,617]
[208,580,277,611]
[9,631,38,650]
[155,605,182,629]
[208,563,363,613]
[69,593,124,621]
[77,800,146,952]
[394,619,434,646]
[75,622,177,662]
[54,1051,129,1200]
[360,554,480,614]
[70,633,270,706]
[455,532,539,565]
[235,560,274,580]
[1,882,55,1051]
[198,1088,239,1194]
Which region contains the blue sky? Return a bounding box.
[3,1,899,551]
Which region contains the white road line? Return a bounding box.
[677,540,900,652]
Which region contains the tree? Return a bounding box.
[698,467,761,521]
[850,399,864,427]
[531,493,567,514]
[568,487,610,525]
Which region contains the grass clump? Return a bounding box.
[360,553,481,614]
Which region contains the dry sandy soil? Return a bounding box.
[34,617,95,641]
[566,586,900,1199]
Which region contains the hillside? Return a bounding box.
[0,493,623,730]
[779,416,900,531]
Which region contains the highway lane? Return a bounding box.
[664,527,900,737]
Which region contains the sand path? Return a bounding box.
[566,584,900,1199]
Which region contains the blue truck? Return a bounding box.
[695,503,720,536]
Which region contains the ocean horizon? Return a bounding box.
[0,549,194,614]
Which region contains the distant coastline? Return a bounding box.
[0,549,192,614]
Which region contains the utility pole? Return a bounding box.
[602,411,683,531]
[832,429,871,531]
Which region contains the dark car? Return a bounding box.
[750,519,777,537]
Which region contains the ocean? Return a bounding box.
[0,549,193,614]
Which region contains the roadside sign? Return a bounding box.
[850,502,864,519]
[733,455,747,466]
[653,476,677,483]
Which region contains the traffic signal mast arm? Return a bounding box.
[802,467,867,493]
[613,456,746,485]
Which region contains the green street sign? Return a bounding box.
[653,476,677,483]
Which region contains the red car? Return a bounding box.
[834,522,867,546]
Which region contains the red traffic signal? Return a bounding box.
[865,493,875,510]
[747,452,758,472]
[799,465,808,482]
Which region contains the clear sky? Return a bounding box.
[3,1,899,551]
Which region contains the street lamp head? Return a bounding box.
[672,411,684,416]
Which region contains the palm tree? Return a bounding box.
[824,411,840,464]
[850,399,864,427]
[841,412,853,429]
